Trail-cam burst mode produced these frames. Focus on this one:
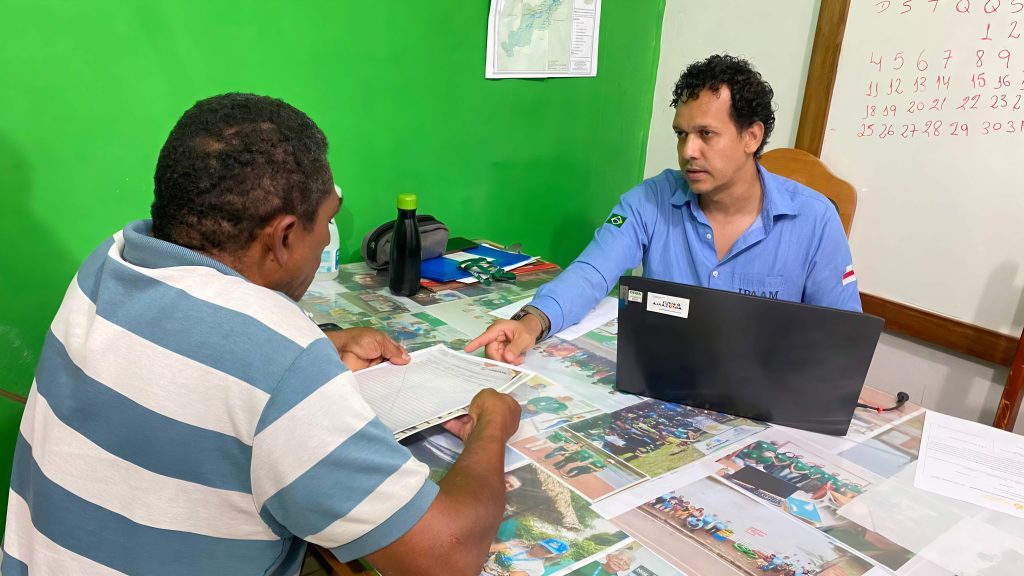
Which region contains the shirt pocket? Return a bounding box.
[734,273,785,300]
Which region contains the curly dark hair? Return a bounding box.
[151,93,332,254]
[670,55,775,158]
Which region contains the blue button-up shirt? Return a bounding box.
[531,166,861,334]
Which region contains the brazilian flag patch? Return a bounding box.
[606,213,628,228]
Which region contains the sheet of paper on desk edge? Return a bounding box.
[490,296,618,341]
[353,345,533,438]
[913,410,1024,519]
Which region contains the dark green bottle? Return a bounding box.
[389,194,421,296]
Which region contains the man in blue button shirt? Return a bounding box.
[467,54,861,365]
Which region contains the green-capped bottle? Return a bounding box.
[388,194,421,296]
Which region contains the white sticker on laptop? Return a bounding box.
[646,292,689,318]
[627,289,643,303]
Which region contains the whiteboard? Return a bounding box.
[822,0,1024,335]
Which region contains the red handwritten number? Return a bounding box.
[915,75,928,92]
[1011,20,1022,38]
[998,49,1011,68]
[1007,120,1017,132]
[892,52,905,70]
[902,0,914,12]
[972,72,988,87]
[930,0,942,10]
[982,23,993,40]
[876,0,892,12]
[996,74,1012,88]
[950,122,969,135]
[985,0,1001,12]
[917,50,929,71]
[936,74,952,90]
[1014,94,1022,109]
[857,124,875,137]
[1013,0,1024,12]
[957,0,972,12]
[866,81,880,97]
[929,97,947,110]
[870,52,883,72]
[943,49,953,69]
[977,49,986,66]
[989,94,1009,107]
[888,78,904,95]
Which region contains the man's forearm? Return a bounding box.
[432,424,509,571]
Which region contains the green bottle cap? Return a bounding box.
[397,194,417,210]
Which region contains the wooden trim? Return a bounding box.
[994,334,1024,430]
[0,389,27,404]
[794,0,852,156]
[861,293,1018,367]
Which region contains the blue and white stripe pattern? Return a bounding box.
[1,220,437,575]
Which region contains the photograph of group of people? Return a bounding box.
[566,399,767,478]
[611,476,873,576]
[716,434,915,572]
[510,428,647,501]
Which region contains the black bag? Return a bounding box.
[361,215,449,270]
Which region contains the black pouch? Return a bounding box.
[361,215,449,270]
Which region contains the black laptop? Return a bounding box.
[615,276,883,435]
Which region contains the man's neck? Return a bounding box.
[697,161,763,219]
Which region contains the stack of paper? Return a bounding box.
[353,345,533,439]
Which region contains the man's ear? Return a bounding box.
[744,121,765,155]
[263,214,300,269]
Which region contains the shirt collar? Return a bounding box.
[121,219,245,279]
[668,163,800,222]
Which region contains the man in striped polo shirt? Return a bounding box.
[2,93,520,575]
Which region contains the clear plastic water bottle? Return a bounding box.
[389,194,421,296]
[315,184,343,281]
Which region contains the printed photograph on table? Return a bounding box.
[524,338,621,395]
[838,412,925,478]
[563,538,686,576]
[573,318,618,361]
[612,476,874,576]
[568,400,767,478]
[403,427,527,484]
[714,434,915,571]
[299,285,375,327]
[715,436,878,526]
[375,311,472,352]
[334,263,388,291]
[511,428,647,502]
[484,464,631,576]
[340,289,411,316]
[510,374,604,442]
[402,288,468,307]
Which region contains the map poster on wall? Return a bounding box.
[486,0,601,78]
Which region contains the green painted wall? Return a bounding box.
[0,0,664,529]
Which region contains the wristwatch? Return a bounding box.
[511,305,551,343]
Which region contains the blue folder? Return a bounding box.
[420,244,532,282]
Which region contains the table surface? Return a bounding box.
[300,262,1024,576]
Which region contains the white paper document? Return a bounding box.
[354,345,531,436]
[914,410,1024,519]
[490,296,618,341]
[485,0,601,78]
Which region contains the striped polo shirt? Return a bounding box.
[1,220,437,575]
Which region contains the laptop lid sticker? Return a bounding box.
[646,292,689,318]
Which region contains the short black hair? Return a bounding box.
[152,93,332,254]
[670,54,775,158]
